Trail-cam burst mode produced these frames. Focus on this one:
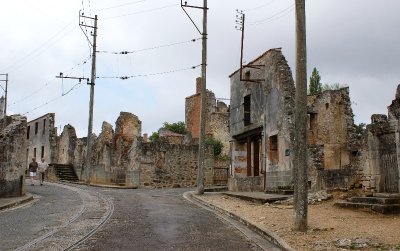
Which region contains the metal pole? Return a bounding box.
[239,13,245,79]
[86,15,97,184]
[294,0,308,231]
[196,0,207,195]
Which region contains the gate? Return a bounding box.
[213,167,228,186]
[381,154,399,193]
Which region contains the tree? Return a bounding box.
[309,67,322,95]
[162,121,186,134]
[149,132,159,141]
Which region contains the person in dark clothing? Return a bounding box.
[28,158,38,186]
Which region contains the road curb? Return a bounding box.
[184,191,295,251]
[0,194,34,211]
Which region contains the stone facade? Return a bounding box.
[27,113,57,165]
[185,77,230,156]
[0,115,27,197]
[360,85,400,194]
[229,48,295,192]
[0,96,5,119]
[307,88,360,191]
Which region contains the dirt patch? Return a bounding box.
[196,192,400,250]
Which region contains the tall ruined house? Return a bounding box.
[228,48,360,192]
[26,113,57,165]
[185,77,230,156]
[229,48,295,192]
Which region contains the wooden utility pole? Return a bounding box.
[196,0,208,195]
[180,0,208,195]
[79,12,98,183]
[294,0,308,231]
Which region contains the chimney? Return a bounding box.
[143,133,148,142]
[196,77,202,94]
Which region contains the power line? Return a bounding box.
[243,0,275,12]
[22,82,84,116]
[101,4,178,20]
[97,38,201,54]
[1,18,78,73]
[93,0,147,12]
[248,4,295,26]
[97,64,201,80]
[8,56,91,108]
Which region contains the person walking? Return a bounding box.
[28,158,38,186]
[38,157,49,186]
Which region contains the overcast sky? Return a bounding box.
[1,0,400,137]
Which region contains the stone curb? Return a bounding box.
[0,194,34,211]
[184,191,295,251]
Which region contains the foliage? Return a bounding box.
[309,67,322,95]
[355,123,366,139]
[149,132,159,141]
[205,138,223,156]
[162,121,186,134]
[322,83,348,91]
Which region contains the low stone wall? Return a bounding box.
[228,176,262,192]
[140,142,214,189]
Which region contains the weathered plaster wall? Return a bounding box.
[0,115,27,197]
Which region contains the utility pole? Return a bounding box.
[293,0,308,231]
[181,0,208,195]
[0,73,8,117]
[79,12,98,184]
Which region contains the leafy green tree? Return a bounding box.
[205,138,223,156]
[309,67,322,95]
[162,121,186,134]
[149,132,159,141]
[355,123,366,139]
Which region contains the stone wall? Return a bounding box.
[0,115,27,197]
[140,141,214,188]
[57,124,77,165]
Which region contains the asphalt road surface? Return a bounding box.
[0,182,278,251]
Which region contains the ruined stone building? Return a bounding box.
[185,77,230,156]
[0,115,27,197]
[26,113,57,165]
[229,48,295,192]
[360,85,400,194]
[228,48,360,193]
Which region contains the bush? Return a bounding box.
[205,138,223,156]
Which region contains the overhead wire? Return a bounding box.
[247,4,295,26]
[97,38,201,54]
[93,0,147,12]
[9,56,91,108]
[101,3,178,20]
[243,0,275,12]
[97,64,201,80]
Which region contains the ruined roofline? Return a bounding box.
[185,89,214,100]
[228,47,283,78]
[27,112,55,124]
[307,86,350,97]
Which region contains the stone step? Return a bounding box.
[52,164,79,182]
[349,197,400,205]
[334,202,400,214]
[373,193,400,198]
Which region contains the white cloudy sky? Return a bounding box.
[1,0,399,137]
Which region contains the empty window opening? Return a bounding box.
[244,71,250,80]
[244,95,251,126]
[41,146,45,159]
[35,122,39,135]
[269,135,278,165]
[27,126,30,139]
[33,148,37,158]
[43,119,46,134]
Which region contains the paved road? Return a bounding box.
[0,182,277,251]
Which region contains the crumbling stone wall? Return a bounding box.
[307,88,360,190]
[0,115,27,197]
[57,124,77,165]
[140,140,214,188]
[210,101,230,156]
